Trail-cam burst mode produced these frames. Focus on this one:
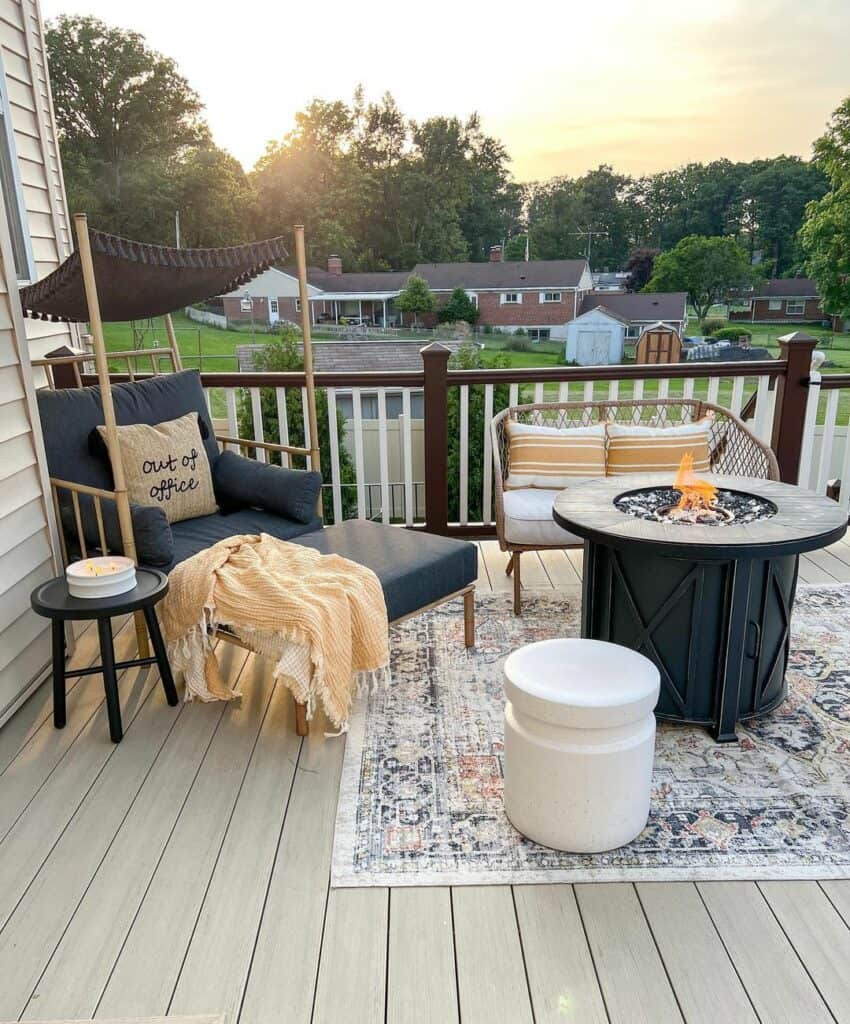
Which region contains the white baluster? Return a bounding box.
[482,384,494,525]
[402,389,414,525]
[377,389,390,524]
[249,387,266,463]
[326,387,343,524]
[459,385,469,526]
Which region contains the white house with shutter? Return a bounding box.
[0,0,77,724]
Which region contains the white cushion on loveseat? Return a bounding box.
[503,488,584,546]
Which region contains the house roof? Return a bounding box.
[237,339,465,374]
[303,269,411,294]
[579,291,687,324]
[570,304,631,326]
[412,259,588,291]
[754,278,819,299]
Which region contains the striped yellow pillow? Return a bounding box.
[606,420,712,476]
[506,422,606,489]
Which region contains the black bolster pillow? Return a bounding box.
[60,495,174,568]
[213,450,323,524]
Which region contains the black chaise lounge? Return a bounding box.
[37,370,477,732]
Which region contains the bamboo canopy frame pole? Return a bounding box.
[162,313,183,371]
[294,224,323,519]
[73,213,150,658]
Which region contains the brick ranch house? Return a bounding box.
[729,278,843,329]
[218,244,686,341]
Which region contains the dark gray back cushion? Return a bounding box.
[37,369,218,489]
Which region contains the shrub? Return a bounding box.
[700,317,727,335]
[437,287,479,325]
[711,327,752,343]
[434,320,472,341]
[503,336,531,352]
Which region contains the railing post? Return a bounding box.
[421,342,451,534]
[771,331,819,484]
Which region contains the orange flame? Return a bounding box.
[673,452,717,512]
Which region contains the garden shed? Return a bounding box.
[564,306,627,366]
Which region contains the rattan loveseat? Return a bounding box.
[491,398,780,614]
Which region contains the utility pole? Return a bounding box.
[175,210,181,248]
[572,227,608,266]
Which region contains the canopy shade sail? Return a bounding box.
[19,228,289,322]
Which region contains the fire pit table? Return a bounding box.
[553,474,847,741]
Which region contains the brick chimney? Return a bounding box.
[327,254,342,275]
[489,244,503,262]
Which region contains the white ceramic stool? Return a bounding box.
[503,638,660,853]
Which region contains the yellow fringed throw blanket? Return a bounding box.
[159,533,390,731]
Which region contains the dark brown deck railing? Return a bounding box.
[76,332,824,536]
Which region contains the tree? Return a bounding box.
[395,274,435,326]
[744,156,827,275]
[645,235,755,320]
[236,328,357,521]
[172,143,255,247]
[801,96,850,318]
[46,15,251,244]
[503,233,538,261]
[624,247,659,292]
[437,288,479,324]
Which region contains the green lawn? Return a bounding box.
[102,312,243,372]
[101,312,846,426]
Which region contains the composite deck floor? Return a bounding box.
[1,541,849,1023]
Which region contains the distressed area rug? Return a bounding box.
[332,586,850,887]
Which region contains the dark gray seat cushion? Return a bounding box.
[172,517,475,622]
[169,509,323,570]
[292,520,477,622]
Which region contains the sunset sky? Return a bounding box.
[41,0,849,181]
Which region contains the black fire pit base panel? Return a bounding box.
[581,541,798,742]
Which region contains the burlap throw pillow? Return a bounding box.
[99,412,217,523]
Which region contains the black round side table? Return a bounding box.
[31,568,179,743]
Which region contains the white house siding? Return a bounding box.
[0,0,75,361]
[0,205,56,724]
[223,267,319,301]
[0,0,70,723]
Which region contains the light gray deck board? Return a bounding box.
[636,882,757,1024]
[312,887,389,1024]
[95,650,275,1019]
[237,716,345,1024]
[0,617,140,842]
[169,669,302,1022]
[698,881,834,1024]
[452,886,534,1024]
[21,699,227,1020]
[821,879,850,926]
[0,644,159,928]
[760,880,850,1021]
[513,884,607,1024]
[387,887,458,1024]
[575,883,683,1023]
[0,616,125,776]
[0,542,845,1023]
[0,681,181,1020]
